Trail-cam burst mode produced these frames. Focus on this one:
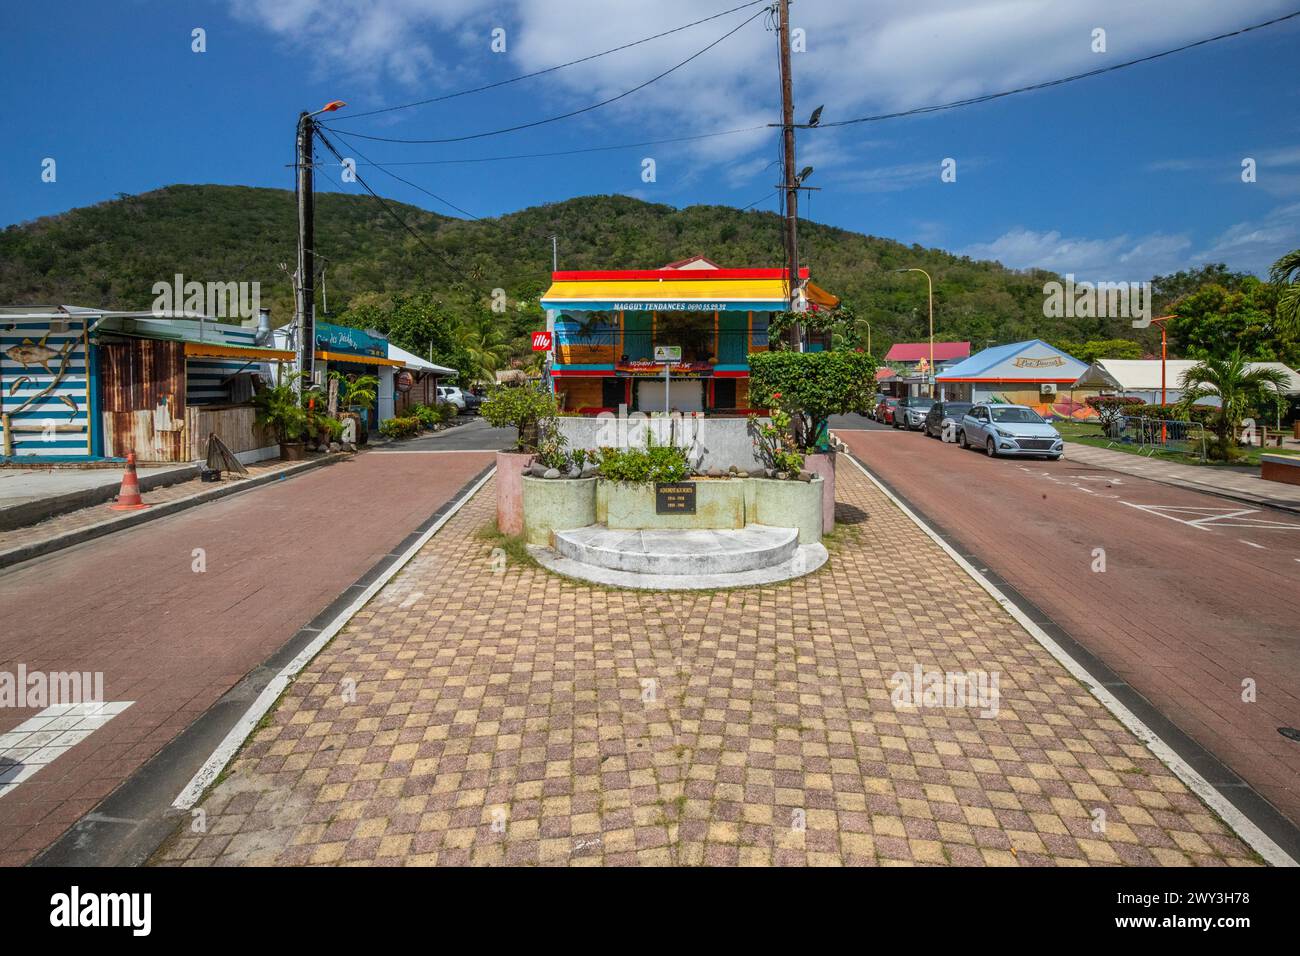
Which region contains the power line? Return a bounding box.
[318,124,771,168]
[330,0,768,122]
[322,6,767,145]
[313,128,464,279]
[806,9,1300,130]
[314,130,553,290]
[328,130,483,220]
[739,189,777,211]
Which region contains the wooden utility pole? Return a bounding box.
[295,110,316,391]
[777,0,802,348]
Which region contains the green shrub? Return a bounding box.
[480,385,559,452]
[596,443,689,484]
[379,416,422,440]
[1085,395,1144,430]
[748,349,876,452]
[1128,403,1216,424]
[748,410,804,475]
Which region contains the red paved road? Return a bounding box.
[837,425,1300,827]
[0,449,492,865]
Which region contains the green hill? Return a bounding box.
[0,184,1146,355]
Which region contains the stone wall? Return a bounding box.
[555,413,767,472]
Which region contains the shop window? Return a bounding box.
[601,377,625,408]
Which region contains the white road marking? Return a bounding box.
[1239,540,1266,549]
[839,449,1296,868]
[0,702,133,801]
[1120,502,1300,532]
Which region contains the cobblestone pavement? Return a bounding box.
[0,450,492,865]
[154,464,1262,867]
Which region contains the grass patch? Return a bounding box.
[1055,420,1289,467]
[474,522,539,571]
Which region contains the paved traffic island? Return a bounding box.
[149,463,1264,867]
[521,472,828,589]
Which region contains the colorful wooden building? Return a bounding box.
[539,257,838,414]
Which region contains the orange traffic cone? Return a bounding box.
[110,452,151,511]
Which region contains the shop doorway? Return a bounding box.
[635,378,704,413]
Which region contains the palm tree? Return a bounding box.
[1269,248,1300,335]
[455,314,511,386]
[1177,350,1288,460]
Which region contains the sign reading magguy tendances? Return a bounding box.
[655,482,696,514]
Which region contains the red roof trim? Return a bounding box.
[551,267,810,282]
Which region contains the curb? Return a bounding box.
[1064,444,1300,516]
[0,453,350,572]
[0,464,200,532]
[31,461,496,867]
[838,444,1299,867]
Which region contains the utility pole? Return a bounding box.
[776,0,802,349]
[550,235,559,272]
[292,101,347,393]
[294,110,316,393]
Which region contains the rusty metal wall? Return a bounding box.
[100,339,185,411]
[99,339,187,462]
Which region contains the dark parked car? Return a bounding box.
[893,396,935,430]
[924,401,973,439]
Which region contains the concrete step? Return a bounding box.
[553,524,799,575]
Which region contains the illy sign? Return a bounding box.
[531,331,552,351]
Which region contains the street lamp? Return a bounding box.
[1150,314,1176,443]
[895,268,934,397]
[308,100,347,118]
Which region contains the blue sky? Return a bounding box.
[3,0,1299,282]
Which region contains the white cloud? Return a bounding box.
[962,203,1300,279]
[231,0,1298,141]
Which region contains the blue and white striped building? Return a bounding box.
[1,306,292,463]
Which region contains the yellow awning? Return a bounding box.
[184,341,296,361]
[541,277,839,310]
[542,278,787,309]
[315,350,404,367]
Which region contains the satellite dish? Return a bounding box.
[808,105,823,127]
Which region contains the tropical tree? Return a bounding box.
[1269,248,1300,336]
[1176,350,1288,460]
[455,316,512,385]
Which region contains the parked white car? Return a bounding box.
[436,386,466,411]
[958,403,1063,459]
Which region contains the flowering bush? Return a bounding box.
[748,350,876,452]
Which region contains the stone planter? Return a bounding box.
[522,476,598,545]
[802,452,836,534]
[749,476,824,544]
[596,479,746,531]
[496,450,536,536]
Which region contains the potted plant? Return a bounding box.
[330,372,378,446]
[481,384,561,535]
[253,376,310,460]
[748,348,877,533]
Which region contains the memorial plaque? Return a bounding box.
[655,482,696,515]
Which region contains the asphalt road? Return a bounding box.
[833,416,1300,831]
[0,445,494,865]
